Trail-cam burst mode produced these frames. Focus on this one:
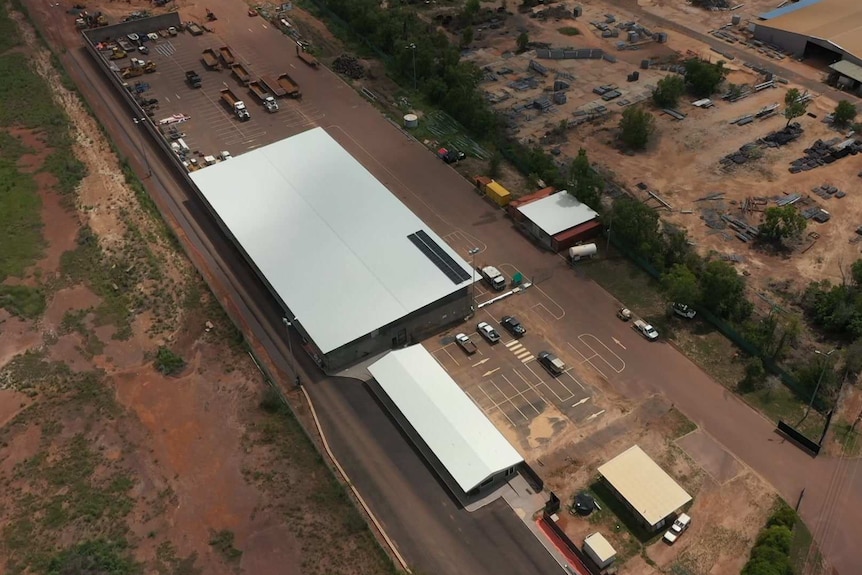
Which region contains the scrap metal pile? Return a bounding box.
[789,137,862,173]
[332,54,365,79]
[720,123,803,167]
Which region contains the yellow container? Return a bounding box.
[485,181,511,207]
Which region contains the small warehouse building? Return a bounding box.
[512,191,601,252]
[597,445,692,532]
[583,532,617,570]
[190,128,474,371]
[753,0,862,68]
[368,345,523,503]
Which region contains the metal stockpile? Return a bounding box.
[761,123,804,146]
[788,136,862,173]
[508,77,540,91]
[720,142,761,166]
[529,60,549,76]
[535,48,604,60]
[810,184,846,200]
[721,215,759,243]
[533,96,552,111]
[802,207,831,222]
[697,0,731,7]
[332,54,365,79]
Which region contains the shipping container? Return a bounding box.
[551,220,602,251]
[485,181,511,207]
[474,175,492,192]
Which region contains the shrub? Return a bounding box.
[154,347,185,375]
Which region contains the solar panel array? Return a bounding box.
[407,230,471,284]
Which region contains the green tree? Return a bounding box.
[833,100,857,127]
[738,357,767,393]
[755,525,793,555]
[851,259,862,286]
[461,26,474,47]
[652,75,685,108]
[618,106,655,150]
[463,0,480,17]
[155,346,185,375]
[759,205,807,243]
[699,260,751,320]
[683,58,728,97]
[783,88,808,127]
[662,264,701,306]
[48,539,139,575]
[567,148,603,209]
[516,31,529,53]
[609,196,663,260]
[842,339,862,376]
[767,504,797,530]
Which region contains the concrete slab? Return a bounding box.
[677,429,742,484]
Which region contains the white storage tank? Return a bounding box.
[403,113,418,129]
[568,243,597,261]
[583,532,616,569]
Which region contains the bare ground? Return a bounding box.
[0,3,395,574]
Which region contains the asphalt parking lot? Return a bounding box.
[425,253,625,430]
[123,32,325,159]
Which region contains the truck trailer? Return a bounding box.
[276,73,301,98]
[259,75,286,98]
[201,48,219,70]
[247,81,279,112]
[231,63,251,86]
[296,45,319,69]
[220,88,250,121]
[218,46,236,66]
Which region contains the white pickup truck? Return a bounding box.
[633,319,659,341]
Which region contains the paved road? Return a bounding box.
[27,0,861,572]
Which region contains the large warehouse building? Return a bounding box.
[190,128,474,370]
[754,0,862,73]
[368,345,523,502]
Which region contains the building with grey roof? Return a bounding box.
[189,127,474,370]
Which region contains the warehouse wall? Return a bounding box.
[83,13,182,44]
[752,25,810,56]
[322,288,472,371]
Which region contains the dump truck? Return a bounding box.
[121,65,144,79]
[109,48,127,60]
[296,46,319,69]
[260,75,286,98]
[231,63,251,86]
[220,88,250,121]
[247,81,279,112]
[201,49,219,70]
[185,70,202,88]
[218,46,236,66]
[276,73,302,98]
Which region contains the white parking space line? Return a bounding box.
[567,341,608,380]
[523,363,577,403]
[492,380,531,422]
[498,264,566,320]
[441,230,488,256]
[511,369,550,408]
[474,386,517,427]
[579,334,625,374]
[501,373,542,416]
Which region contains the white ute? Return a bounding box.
[663,513,691,544]
[633,319,659,341]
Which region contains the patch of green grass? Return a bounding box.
[155,542,200,575]
[208,530,242,562]
[60,226,134,339]
[830,420,861,457]
[0,3,21,53]
[664,406,697,439]
[42,146,87,198]
[581,253,665,315]
[0,284,46,318]
[154,347,185,375]
[60,308,105,357]
[557,26,581,36]
[0,52,71,145]
[744,383,826,440]
[672,321,745,389]
[47,539,140,575]
[0,146,44,281]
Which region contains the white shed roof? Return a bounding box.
[598,445,692,527]
[584,533,616,562]
[189,128,473,354]
[516,192,599,236]
[368,346,523,493]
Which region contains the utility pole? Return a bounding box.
[132,117,152,177]
[282,316,301,387]
[407,43,417,91]
[800,347,836,424]
[468,247,480,313]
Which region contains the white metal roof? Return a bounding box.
[516,192,599,236]
[598,445,692,527]
[189,128,473,354]
[584,533,616,562]
[368,346,523,493]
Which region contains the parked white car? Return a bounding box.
[663,513,691,544]
[633,319,659,341]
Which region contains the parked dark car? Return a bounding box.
[438,147,466,164]
[501,315,526,337]
[537,351,566,376]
